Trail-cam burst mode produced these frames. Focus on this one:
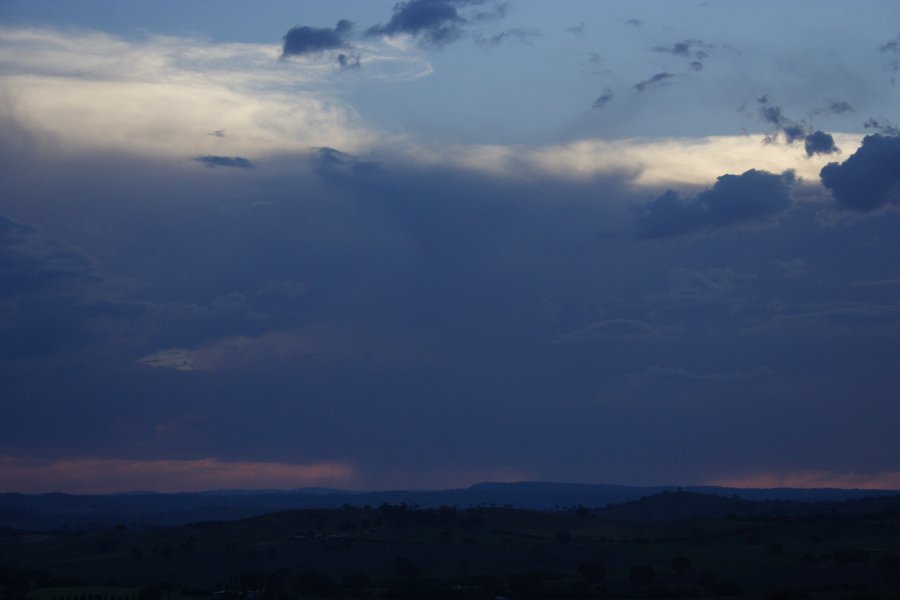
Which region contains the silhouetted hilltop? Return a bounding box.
[1,482,897,530]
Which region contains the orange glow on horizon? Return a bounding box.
[0,455,358,494]
[707,470,900,490]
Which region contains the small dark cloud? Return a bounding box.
[880,35,900,81]
[811,100,854,117]
[820,134,900,212]
[633,169,795,239]
[338,53,361,70]
[592,88,614,109]
[634,72,674,93]
[757,98,834,147]
[804,130,839,157]
[193,156,254,169]
[864,118,900,136]
[475,27,540,46]
[652,39,712,59]
[566,22,584,36]
[882,36,900,54]
[282,20,353,57]
[827,101,853,114]
[626,18,644,27]
[367,0,504,47]
[652,39,712,72]
[313,147,379,180]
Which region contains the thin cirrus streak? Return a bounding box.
[0,455,358,494]
[708,470,900,490]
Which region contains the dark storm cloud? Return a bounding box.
[281,20,353,57]
[0,215,95,294]
[367,0,504,47]
[819,134,900,212]
[634,72,674,93]
[0,214,141,358]
[193,155,254,169]
[475,27,540,46]
[632,169,795,239]
[592,88,614,109]
[804,130,838,157]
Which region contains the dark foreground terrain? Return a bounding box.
[2,491,899,599]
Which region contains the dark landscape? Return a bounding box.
[3,1,900,599]
[2,484,899,599]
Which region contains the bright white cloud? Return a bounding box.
[413,134,863,188]
[1,26,864,189]
[0,27,431,159]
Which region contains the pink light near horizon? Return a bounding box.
[0,455,358,494]
[708,469,900,490]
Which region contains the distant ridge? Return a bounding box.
[1,481,897,530]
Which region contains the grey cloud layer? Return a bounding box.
[3,134,900,484]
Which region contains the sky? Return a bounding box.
[1,0,899,494]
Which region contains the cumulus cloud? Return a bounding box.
[193,155,254,169]
[367,0,504,47]
[281,20,353,57]
[634,72,674,93]
[632,169,795,238]
[820,134,900,212]
[803,130,839,157]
